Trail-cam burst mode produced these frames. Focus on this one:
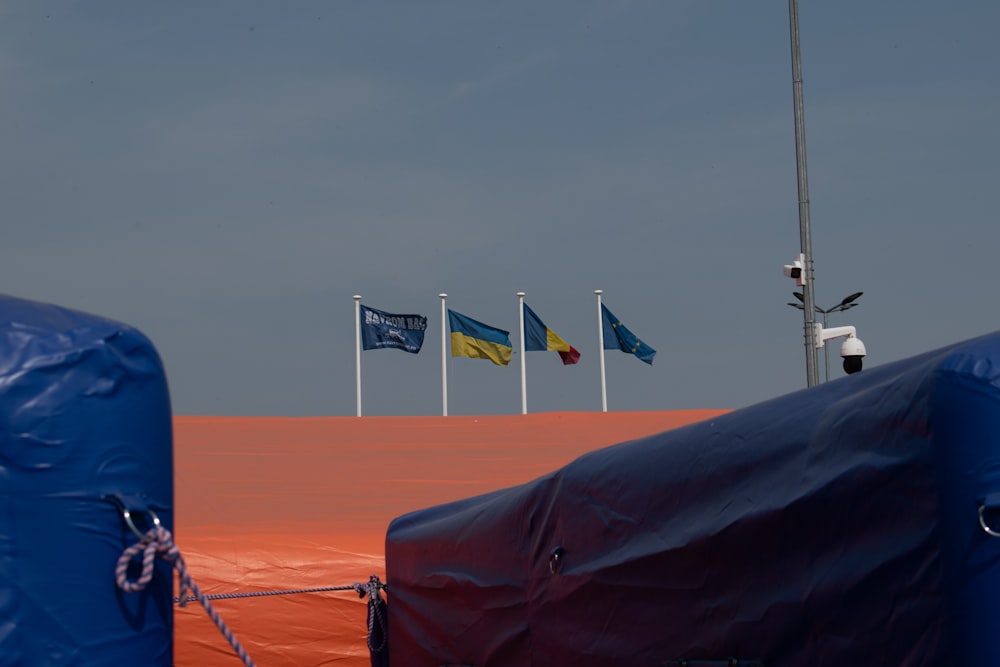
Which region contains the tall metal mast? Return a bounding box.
[788,0,820,387]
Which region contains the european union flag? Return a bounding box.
[601,304,656,365]
[360,304,427,353]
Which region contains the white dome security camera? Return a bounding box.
[840,335,867,375]
[815,324,868,376]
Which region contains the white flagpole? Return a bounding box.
[353,295,362,417]
[595,290,607,413]
[517,291,527,415]
[439,293,448,416]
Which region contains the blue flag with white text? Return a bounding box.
[360,304,427,353]
[601,303,656,365]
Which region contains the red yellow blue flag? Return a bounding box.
[523,303,581,365]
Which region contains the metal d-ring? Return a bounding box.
[106,495,161,541]
[978,503,1000,538]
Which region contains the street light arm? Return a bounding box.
[840,291,864,306]
[794,291,862,315]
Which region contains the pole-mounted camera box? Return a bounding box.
[783,253,806,287]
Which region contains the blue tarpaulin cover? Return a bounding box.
[386,330,1000,666]
[0,295,174,666]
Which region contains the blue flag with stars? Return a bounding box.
[601,304,656,365]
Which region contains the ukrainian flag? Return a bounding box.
[448,309,512,367]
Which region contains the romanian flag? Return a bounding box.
[448,309,512,367]
[601,303,656,365]
[523,303,581,365]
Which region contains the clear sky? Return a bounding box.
[3,2,998,417]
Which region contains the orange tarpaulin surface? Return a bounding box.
[173,410,727,666]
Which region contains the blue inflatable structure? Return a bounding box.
[0,295,173,665]
[386,330,1000,666]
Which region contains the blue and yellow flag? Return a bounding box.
[523,303,580,365]
[448,309,512,366]
[601,304,656,365]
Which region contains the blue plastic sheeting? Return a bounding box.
[386,330,1000,666]
[0,295,174,666]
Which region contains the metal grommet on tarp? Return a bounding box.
[106,495,161,541]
